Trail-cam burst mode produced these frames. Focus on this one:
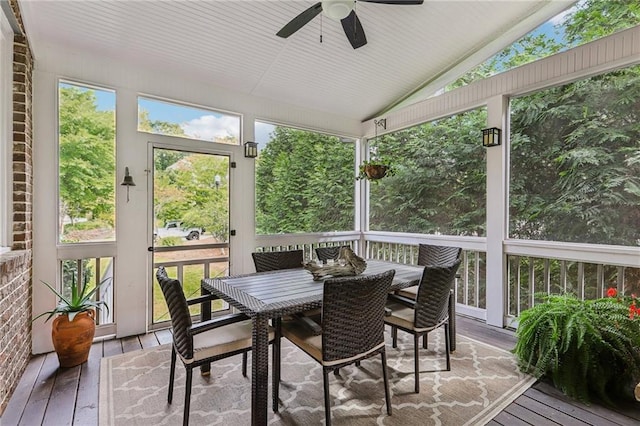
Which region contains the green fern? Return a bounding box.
[513,294,640,405]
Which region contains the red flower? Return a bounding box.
[607,287,618,298]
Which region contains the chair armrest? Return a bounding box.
[189,312,250,335]
[292,313,323,336]
[186,293,221,306]
[387,293,416,309]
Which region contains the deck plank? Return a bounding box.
[42,364,81,426]
[138,332,161,349]
[524,387,623,426]
[503,399,561,425]
[532,381,639,425]
[515,394,591,426]
[102,338,122,358]
[1,354,45,426]
[72,341,103,426]
[457,315,516,351]
[17,353,59,426]
[121,335,142,353]
[491,410,533,426]
[155,329,173,345]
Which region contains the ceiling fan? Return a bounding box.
[276,0,424,50]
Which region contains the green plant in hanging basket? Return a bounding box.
[357,159,396,181]
[512,291,640,406]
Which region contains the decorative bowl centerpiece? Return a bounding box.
[303,247,367,281]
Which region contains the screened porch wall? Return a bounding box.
[30,23,640,351]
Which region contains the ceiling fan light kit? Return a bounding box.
[322,0,355,21]
[276,0,424,49]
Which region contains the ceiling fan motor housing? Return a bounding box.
[322,0,355,21]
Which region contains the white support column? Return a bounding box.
[485,95,508,328]
[116,89,148,337]
[236,113,257,274]
[356,137,367,257]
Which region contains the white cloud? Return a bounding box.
[181,114,240,141]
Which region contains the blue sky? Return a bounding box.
[92,91,273,146]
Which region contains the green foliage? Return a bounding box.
[510,65,640,245]
[158,236,181,247]
[64,220,109,232]
[256,127,355,234]
[368,110,487,235]
[58,86,115,229]
[513,294,640,405]
[154,152,229,241]
[33,275,110,323]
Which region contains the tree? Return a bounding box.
[59,86,115,231]
[256,127,355,234]
[153,152,230,241]
[368,110,487,236]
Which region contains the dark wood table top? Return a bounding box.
[201,259,424,318]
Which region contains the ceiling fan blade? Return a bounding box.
[341,11,367,49]
[276,2,323,38]
[358,0,424,4]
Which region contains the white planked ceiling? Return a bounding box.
[19,0,575,122]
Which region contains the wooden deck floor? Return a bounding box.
[2,316,639,425]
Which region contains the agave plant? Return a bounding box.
[34,275,110,322]
[513,293,640,405]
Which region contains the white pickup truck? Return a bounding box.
[155,221,204,240]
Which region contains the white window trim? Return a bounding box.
[0,9,13,253]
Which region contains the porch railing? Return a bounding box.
[505,240,640,321]
[256,232,640,326]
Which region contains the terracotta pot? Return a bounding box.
[364,164,388,180]
[51,311,96,368]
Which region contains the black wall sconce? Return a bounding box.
[482,127,501,147]
[121,166,136,202]
[244,141,258,158]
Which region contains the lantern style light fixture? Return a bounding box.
[244,141,258,158]
[482,127,501,147]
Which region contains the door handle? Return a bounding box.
[147,246,155,252]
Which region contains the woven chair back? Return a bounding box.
[414,260,462,330]
[252,250,304,272]
[315,245,350,262]
[417,244,462,267]
[321,270,395,363]
[156,267,194,359]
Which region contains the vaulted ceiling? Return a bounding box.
[19,0,574,122]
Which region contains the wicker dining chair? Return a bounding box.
[251,249,304,272]
[396,244,461,299]
[396,245,462,350]
[274,270,396,426]
[314,245,350,263]
[384,259,462,393]
[155,267,274,426]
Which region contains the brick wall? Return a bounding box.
[0,0,34,416]
[0,251,32,415]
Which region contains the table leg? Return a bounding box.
[200,284,212,375]
[449,288,456,352]
[251,314,270,426]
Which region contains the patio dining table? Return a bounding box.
[200,259,424,426]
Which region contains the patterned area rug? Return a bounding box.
[99,332,535,425]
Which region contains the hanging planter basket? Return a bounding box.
[363,164,389,180]
[357,161,395,182]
